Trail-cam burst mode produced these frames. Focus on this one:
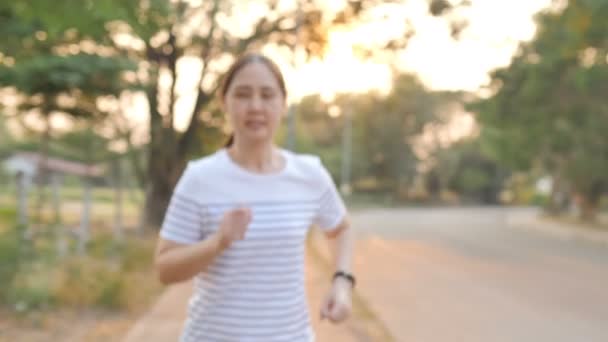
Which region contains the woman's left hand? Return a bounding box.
[320,277,353,323]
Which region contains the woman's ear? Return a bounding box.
[218,96,226,113]
[281,98,289,118]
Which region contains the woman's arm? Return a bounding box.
[155,233,225,285]
[155,207,252,285]
[326,216,353,276]
[320,216,355,323]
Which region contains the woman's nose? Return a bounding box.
[249,95,263,111]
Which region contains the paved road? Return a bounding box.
[349,207,608,342]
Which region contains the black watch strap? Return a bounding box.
[332,271,356,288]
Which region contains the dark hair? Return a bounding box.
[220,53,287,147]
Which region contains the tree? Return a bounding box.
[1,0,471,227]
[295,73,461,200]
[0,2,138,230]
[116,0,405,227]
[0,113,13,155]
[356,74,465,199]
[470,0,608,220]
[429,138,505,204]
[101,0,465,226]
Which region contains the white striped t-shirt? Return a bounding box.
[160,148,346,342]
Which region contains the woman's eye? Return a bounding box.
[235,92,250,98]
[262,92,275,100]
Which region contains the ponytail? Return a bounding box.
[225,134,235,147]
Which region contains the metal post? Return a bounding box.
[16,171,28,226]
[50,172,68,257]
[286,0,301,151]
[51,172,62,225]
[113,160,124,242]
[78,178,92,254]
[340,106,352,195]
[286,105,297,151]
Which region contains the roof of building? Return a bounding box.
[4,152,105,177]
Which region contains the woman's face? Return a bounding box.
[223,62,286,145]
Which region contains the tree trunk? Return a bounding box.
[78,178,92,254]
[576,182,604,222]
[50,172,68,257]
[16,171,28,227]
[546,175,570,215]
[143,94,188,229]
[142,69,209,229]
[143,145,187,229]
[35,114,51,223]
[51,172,62,225]
[113,160,124,242]
[578,195,598,222]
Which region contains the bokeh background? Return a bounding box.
[1,1,606,341]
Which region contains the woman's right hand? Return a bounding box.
[215,207,252,249]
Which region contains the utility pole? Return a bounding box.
[340,105,353,195]
[286,1,301,151]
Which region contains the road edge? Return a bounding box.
[307,230,396,342]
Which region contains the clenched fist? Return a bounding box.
[215,207,252,249]
[320,278,352,324]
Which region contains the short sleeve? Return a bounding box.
[160,163,205,244]
[314,162,347,232]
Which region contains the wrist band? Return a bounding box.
[332,271,356,288]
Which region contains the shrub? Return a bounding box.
[52,256,125,309]
[0,208,24,304]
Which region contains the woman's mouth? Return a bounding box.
[245,120,266,129]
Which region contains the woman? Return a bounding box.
[154,52,355,341]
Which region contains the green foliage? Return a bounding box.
[0,224,22,303]
[1,0,474,225]
[296,74,462,199]
[0,54,137,97]
[470,0,608,217]
[8,261,55,311]
[52,256,124,309]
[454,168,491,195]
[531,193,550,206]
[0,206,17,223]
[0,1,140,151]
[118,237,158,273]
[0,114,13,150]
[429,138,506,204]
[52,127,118,163]
[0,218,159,313]
[0,209,42,309]
[0,1,154,49]
[52,233,159,311]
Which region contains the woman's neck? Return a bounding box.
[227,141,284,173]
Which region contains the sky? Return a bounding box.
[397,0,554,91]
[162,0,554,133]
[259,0,554,149]
[277,0,554,100]
[2,0,556,143]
